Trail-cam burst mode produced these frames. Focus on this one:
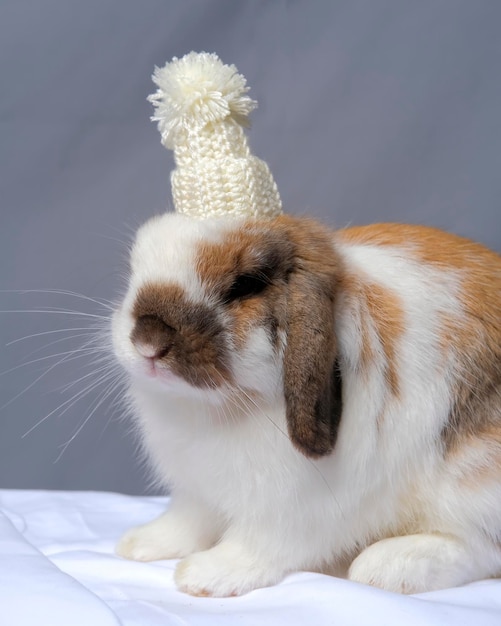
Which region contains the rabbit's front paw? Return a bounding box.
[116,522,179,562]
[116,508,218,562]
[175,543,281,597]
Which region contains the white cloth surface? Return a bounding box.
[0,490,500,626]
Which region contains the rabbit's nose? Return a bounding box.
[130,314,175,360]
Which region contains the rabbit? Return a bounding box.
[113,211,501,597]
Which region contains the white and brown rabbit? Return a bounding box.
[113,212,501,597]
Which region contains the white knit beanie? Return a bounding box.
[148,51,282,220]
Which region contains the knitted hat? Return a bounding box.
[148,51,282,220]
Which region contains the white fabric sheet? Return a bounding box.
[1,490,500,626]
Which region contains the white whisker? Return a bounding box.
[6,327,98,346]
[0,347,105,379]
[16,332,98,360]
[0,336,109,411]
[57,361,118,393]
[54,373,124,462]
[0,309,110,320]
[0,289,115,311]
[22,369,116,437]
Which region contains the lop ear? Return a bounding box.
[282,225,343,458]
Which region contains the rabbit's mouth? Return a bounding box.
[137,352,176,382]
[117,346,181,387]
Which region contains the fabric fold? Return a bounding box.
[0,508,121,626]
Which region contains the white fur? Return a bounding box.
[113,213,501,596]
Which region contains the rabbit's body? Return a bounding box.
[114,213,501,596]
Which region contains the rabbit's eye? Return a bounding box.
[224,273,268,303]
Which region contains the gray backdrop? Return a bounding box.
[1,0,500,494]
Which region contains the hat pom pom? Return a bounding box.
[148,51,257,149]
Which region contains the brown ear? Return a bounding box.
[283,251,343,459]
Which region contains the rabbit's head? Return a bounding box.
[112,212,343,458]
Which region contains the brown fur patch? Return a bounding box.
[337,274,376,376]
[196,224,295,300]
[337,222,496,270]
[339,272,404,398]
[195,222,294,350]
[365,282,404,397]
[132,283,231,388]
